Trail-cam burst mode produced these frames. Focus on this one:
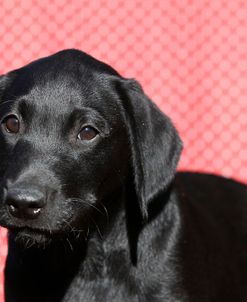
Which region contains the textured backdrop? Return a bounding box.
[0,0,247,300]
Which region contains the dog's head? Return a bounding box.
[0,49,182,245]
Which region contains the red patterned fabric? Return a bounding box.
[0,1,246,300]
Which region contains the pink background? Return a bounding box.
[0,1,246,300]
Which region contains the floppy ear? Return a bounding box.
[117,79,183,219]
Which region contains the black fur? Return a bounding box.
[0,49,246,302]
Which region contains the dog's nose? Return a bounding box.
[6,187,45,220]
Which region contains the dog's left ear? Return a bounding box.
[117,78,183,219]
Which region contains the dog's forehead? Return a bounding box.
[8,50,121,116]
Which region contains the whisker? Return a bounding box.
[66,238,74,252]
[88,216,103,240]
[60,218,86,241]
[0,99,15,108]
[98,201,109,224]
[67,197,105,217]
[46,223,52,235]
[25,238,35,249]
[62,219,74,231]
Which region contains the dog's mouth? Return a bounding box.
[8,226,67,247]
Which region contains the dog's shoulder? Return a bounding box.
[175,171,247,204]
[171,172,247,300]
[174,171,247,228]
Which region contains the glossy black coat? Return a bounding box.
[0,50,246,301]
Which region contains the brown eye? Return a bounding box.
[78,126,98,141]
[3,115,20,134]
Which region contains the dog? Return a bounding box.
[0,49,246,302]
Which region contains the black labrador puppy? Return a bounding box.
[0,49,246,302]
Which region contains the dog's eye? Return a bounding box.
[78,126,98,141]
[2,115,20,134]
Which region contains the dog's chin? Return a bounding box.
[10,228,58,248]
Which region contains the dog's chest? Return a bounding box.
[62,249,185,302]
